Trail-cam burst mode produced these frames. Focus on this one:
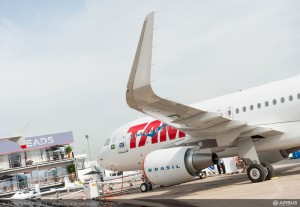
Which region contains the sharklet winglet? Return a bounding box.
[126,12,156,112]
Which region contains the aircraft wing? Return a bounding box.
[126,12,283,148]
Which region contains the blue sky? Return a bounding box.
[0,0,299,160]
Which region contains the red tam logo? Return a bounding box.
[127,120,185,149]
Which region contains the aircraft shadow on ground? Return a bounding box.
[134,162,300,199]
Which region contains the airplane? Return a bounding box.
[0,189,41,200]
[0,176,82,200]
[98,12,300,192]
[9,189,38,199]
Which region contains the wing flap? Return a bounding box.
[239,127,283,138]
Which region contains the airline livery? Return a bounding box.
[98,12,300,192]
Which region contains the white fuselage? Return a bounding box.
[98,75,300,171]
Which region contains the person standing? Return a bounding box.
[217,158,226,174]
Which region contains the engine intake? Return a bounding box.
[185,148,219,175]
[143,147,219,186]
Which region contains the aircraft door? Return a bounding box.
[217,109,224,117]
[118,133,128,153]
[218,107,233,119]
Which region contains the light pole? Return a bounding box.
[85,135,92,161]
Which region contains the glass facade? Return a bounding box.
[9,153,21,168]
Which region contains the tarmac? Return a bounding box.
[40,159,300,207]
[113,159,300,199]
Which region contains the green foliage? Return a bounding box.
[66,164,75,174]
[65,146,73,154]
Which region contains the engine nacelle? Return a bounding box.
[143,147,218,186]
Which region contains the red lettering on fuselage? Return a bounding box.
[127,120,185,149]
[138,120,161,147]
[128,123,147,149]
[160,125,185,142]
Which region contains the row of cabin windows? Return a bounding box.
[228,93,300,115]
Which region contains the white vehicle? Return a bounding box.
[98,12,300,192]
[103,170,142,183]
[99,170,142,190]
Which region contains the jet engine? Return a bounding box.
[143,147,218,186]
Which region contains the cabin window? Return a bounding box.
[298,93,300,99]
[273,99,277,105]
[235,108,239,114]
[250,105,254,110]
[280,97,285,103]
[257,103,261,109]
[265,101,269,107]
[242,106,246,112]
[228,110,231,116]
[289,95,293,101]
